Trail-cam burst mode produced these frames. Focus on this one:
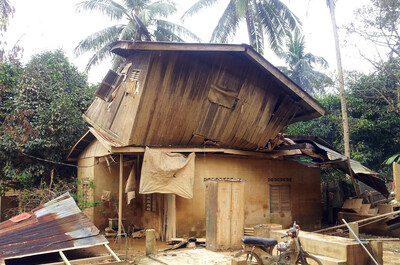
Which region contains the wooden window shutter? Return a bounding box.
[94,69,120,101]
[208,84,239,110]
[145,194,157,212]
[270,185,291,213]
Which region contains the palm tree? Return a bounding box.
[326,0,350,158]
[75,0,201,71]
[182,0,301,54]
[278,32,330,94]
[1,0,14,31]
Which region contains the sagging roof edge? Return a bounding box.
[66,126,120,161]
[110,41,328,121]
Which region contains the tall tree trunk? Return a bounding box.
[328,0,350,158]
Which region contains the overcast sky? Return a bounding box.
[4,0,372,84]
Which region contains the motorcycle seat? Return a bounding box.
[241,236,278,247]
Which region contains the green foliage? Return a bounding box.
[7,178,99,216]
[0,50,94,190]
[287,69,400,180]
[182,0,301,54]
[277,32,332,94]
[72,178,100,210]
[75,0,200,70]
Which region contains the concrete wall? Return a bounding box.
[78,153,321,237]
[176,155,321,237]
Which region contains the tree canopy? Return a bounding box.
[0,50,94,191]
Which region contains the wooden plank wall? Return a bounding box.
[84,52,152,144]
[129,51,299,149]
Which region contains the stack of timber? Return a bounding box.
[269,229,382,265]
[332,198,400,237]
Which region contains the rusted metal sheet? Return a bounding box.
[282,135,389,197]
[0,193,108,262]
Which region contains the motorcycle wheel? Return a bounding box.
[234,250,263,265]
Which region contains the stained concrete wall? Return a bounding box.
[78,151,321,237]
[176,155,321,237]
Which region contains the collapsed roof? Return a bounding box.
[0,193,108,263]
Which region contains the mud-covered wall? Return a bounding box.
[175,155,321,237]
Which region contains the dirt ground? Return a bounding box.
[109,237,400,264]
[383,241,400,265]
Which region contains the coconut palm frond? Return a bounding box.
[85,45,114,71]
[235,0,249,17]
[119,20,137,41]
[147,0,177,18]
[77,0,200,71]
[326,0,336,8]
[76,0,130,20]
[74,24,124,56]
[210,0,241,43]
[154,27,184,42]
[157,19,202,42]
[111,54,126,71]
[384,153,400,165]
[256,2,285,54]
[181,0,220,20]
[268,0,301,29]
[123,0,147,11]
[278,31,330,93]
[246,1,264,54]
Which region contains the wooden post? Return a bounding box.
[347,158,360,196]
[165,194,176,241]
[146,229,156,255]
[348,222,359,240]
[118,154,123,250]
[59,250,72,265]
[370,241,383,265]
[394,162,400,201]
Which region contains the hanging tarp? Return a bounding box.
[139,147,195,199]
[126,162,136,204]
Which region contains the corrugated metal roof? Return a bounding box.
[0,193,108,261]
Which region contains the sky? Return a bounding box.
[3,0,373,84]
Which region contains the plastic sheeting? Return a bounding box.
[139,147,195,199]
[126,163,136,204]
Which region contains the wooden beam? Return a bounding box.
[58,251,71,265]
[110,146,301,159]
[347,158,360,196]
[118,154,123,250]
[40,255,114,265]
[394,162,400,201]
[105,244,121,261]
[314,210,400,233]
[111,41,247,56]
[278,143,308,150]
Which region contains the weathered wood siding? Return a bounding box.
[84,52,152,145]
[130,51,299,149]
[84,51,300,149]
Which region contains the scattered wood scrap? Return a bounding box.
[314,209,400,234]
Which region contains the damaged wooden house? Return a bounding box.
[67,41,388,249]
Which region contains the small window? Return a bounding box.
[208,84,239,109]
[145,194,157,212]
[270,185,291,213]
[130,70,140,81]
[94,69,120,101]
